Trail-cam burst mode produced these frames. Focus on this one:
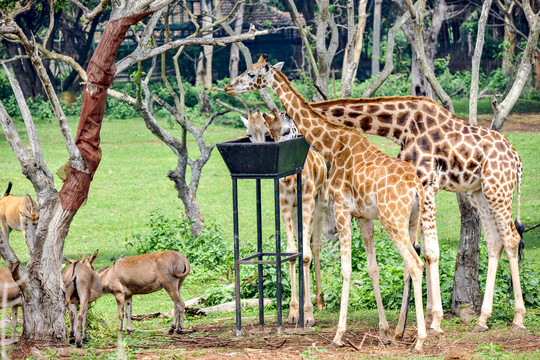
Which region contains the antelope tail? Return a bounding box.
[2,182,12,198]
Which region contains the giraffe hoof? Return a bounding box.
[511,324,525,332]
[168,328,175,335]
[428,328,444,338]
[472,324,488,332]
[305,319,315,327]
[330,341,344,347]
[288,316,298,325]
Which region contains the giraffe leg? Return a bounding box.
[419,187,443,335]
[331,204,352,347]
[281,204,299,325]
[300,187,316,326]
[312,193,327,312]
[395,261,411,341]
[357,218,391,343]
[469,191,503,332]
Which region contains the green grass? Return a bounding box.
[1,112,539,357]
[453,98,540,119]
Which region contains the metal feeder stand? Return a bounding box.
[217,135,310,336]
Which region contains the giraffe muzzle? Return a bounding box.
[224,84,237,97]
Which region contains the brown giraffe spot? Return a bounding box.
[462,126,470,134]
[473,148,483,161]
[426,116,436,128]
[423,103,436,115]
[397,111,410,126]
[300,109,309,118]
[348,112,361,118]
[322,132,334,148]
[435,143,450,157]
[377,127,390,137]
[319,105,330,112]
[276,87,283,96]
[429,128,443,142]
[416,170,423,180]
[448,132,463,146]
[450,173,460,183]
[406,101,418,110]
[419,156,431,170]
[312,127,323,138]
[442,123,452,133]
[409,121,418,136]
[344,120,354,127]
[367,105,380,113]
[332,108,345,117]
[291,96,299,109]
[453,121,463,131]
[378,113,393,124]
[418,136,432,152]
[479,127,488,136]
[458,144,471,158]
[435,158,448,172]
[351,105,364,111]
[398,103,405,110]
[473,134,482,142]
[463,172,470,182]
[360,116,373,132]
[466,161,477,171]
[495,141,506,152]
[451,155,463,171]
[384,103,396,111]
[393,128,402,140]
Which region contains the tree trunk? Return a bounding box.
[371,0,382,76]
[2,41,47,99]
[196,0,213,89]
[229,2,244,79]
[451,194,483,323]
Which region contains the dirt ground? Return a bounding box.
[475,113,540,132]
[83,318,540,359]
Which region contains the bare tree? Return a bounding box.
[341,0,368,98]
[228,2,245,79]
[0,0,173,355]
[371,0,382,76]
[196,0,214,88]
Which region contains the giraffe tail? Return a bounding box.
[515,159,525,263]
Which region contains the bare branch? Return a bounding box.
[110,0,173,20]
[0,26,18,34]
[115,26,269,75]
[42,0,54,47]
[216,99,248,116]
[286,0,319,79]
[12,1,34,18]
[363,10,411,97]
[201,109,230,133]
[0,100,31,165]
[38,45,88,82]
[469,0,493,125]
[1,63,49,176]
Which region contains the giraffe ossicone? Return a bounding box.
[226,56,428,352]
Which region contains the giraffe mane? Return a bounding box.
[272,67,372,140]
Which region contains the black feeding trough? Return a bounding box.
[217,135,310,336]
[217,135,310,177]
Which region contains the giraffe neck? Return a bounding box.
[268,69,364,160]
[311,97,464,146]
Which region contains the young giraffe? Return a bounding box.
[311,96,525,333]
[225,56,427,351]
[240,109,328,326]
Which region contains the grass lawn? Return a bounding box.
[0,104,539,358]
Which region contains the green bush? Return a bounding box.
[126,210,233,279]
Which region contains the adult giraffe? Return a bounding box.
[240,109,328,326]
[225,56,427,351]
[311,96,525,333]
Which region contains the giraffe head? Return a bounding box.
[262,110,298,142]
[240,110,268,143]
[224,55,283,96]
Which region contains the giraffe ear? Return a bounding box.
[273,62,284,70]
[240,116,249,128]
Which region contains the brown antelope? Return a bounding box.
[63,250,103,348]
[0,182,38,249]
[98,250,190,334]
[0,269,21,342]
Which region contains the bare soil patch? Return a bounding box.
[75,319,540,359]
[474,113,540,132]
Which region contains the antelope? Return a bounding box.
[0,269,21,342]
[63,250,103,348]
[0,182,38,249]
[98,250,190,334]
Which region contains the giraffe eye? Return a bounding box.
[248,73,256,78]
[283,129,291,136]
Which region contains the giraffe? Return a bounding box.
[310,96,525,333]
[240,109,328,326]
[225,56,427,351]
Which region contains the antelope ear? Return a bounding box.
[19,211,30,221]
[81,254,87,263]
[89,250,99,264]
[240,116,249,128]
[273,62,284,70]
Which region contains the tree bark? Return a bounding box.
[228,2,244,79]
[196,0,213,89]
[371,0,382,76]
[452,194,483,322]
